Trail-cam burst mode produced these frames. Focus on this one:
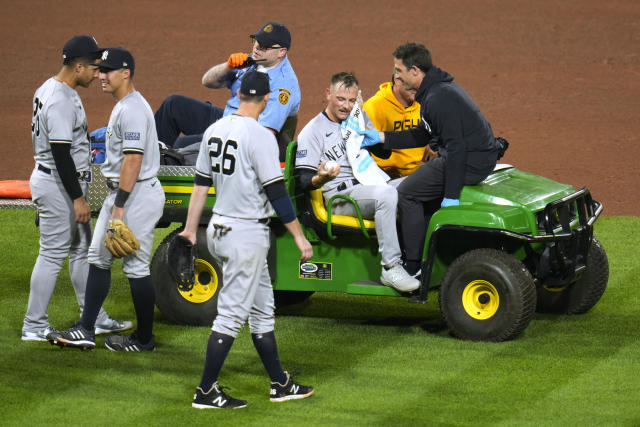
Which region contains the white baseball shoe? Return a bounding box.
[21,326,57,342]
[380,264,420,292]
[95,317,133,335]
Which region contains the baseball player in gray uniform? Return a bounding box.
[22,35,131,342]
[49,47,165,351]
[296,72,419,292]
[179,71,314,409]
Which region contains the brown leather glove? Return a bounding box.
[226,53,252,69]
[104,219,140,258]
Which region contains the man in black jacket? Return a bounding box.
[360,42,504,276]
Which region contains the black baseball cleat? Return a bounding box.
[47,322,95,350]
[270,371,315,402]
[192,383,248,409]
[104,332,155,352]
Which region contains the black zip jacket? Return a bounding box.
[383,66,500,198]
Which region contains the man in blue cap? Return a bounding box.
[154,22,300,159]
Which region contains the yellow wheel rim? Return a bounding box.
[542,284,568,293]
[178,258,219,303]
[462,280,500,320]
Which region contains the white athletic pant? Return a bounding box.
[23,167,109,332]
[208,214,275,338]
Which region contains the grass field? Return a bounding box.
[1,210,639,426]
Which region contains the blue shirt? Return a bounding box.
[223,56,300,132]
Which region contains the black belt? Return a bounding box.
[38,164,90,180]
[106,179,119,190]
[106,177,155,191]
[336,179,359,192]
[258,218,270,224]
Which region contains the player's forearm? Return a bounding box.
[118,153,143,192]
[202,63,232,88]
[383,126,428,149]
[311,173,331,188]
[183,184,209,235]
[283,218,305,239]
[50,142,83,200]
[284,218,313,261]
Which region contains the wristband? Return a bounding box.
[114,188,130,208]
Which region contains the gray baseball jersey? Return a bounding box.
[295,111,374,192]
[24,77,112,336]
[31,78,90,172]
[88,90,164,277]
[195,114,282,220]
[101,91,160,180]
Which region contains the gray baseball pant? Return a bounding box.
[323,177,405,267]
[23,167,110,333]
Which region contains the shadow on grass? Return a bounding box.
[276,291,449,336]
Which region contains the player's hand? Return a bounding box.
[319,161,340,179]
[422,145,438,162]
[313,161,339,187]
[226,53,251,69]
[441,198,460,208]
[294,234,313,262]
[358,129,383,147]
[178,230,197,246]
[73,197,91,223]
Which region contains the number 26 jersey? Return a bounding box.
[195,114,283,220]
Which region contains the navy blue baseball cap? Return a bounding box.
[251,22,291,49]
[95,47,135,73]
[240,70,270,96]
[62,35,103,62]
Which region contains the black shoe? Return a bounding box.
[270,371,315,402]
[192,383,248,409]
[104,332,155,352]
[47,322,95,350]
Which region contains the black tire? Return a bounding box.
[439,248,536,342]
[536,237,609,314]
[274,290,314,308]
[151,227,222,326]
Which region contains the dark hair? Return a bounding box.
[63,54,98,67]
[238,93,267,103]
[330,71,359,89]
[393,42,432,73]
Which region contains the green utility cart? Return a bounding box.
[146,141,608,342]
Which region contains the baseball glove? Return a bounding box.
[167,234,196,291]
[104,219,140,258]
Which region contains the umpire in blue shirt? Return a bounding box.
[360,42,506,276]
[154,22,300,160]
